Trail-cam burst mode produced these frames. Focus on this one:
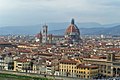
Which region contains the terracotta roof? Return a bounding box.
[19,50,31,53]
[91,55,106,59]
[76,64,98,69]
[38,53,53,56]
[106,48,120,51]
[60,59,79,64]
[15,58,31,62]
[65,19,80,35]
[66,24,77,34]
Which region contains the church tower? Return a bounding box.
[39,31,42,44]
[42,24,48,44]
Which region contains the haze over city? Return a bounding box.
[0,0,120,27]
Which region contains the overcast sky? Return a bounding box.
[0,0,120,26]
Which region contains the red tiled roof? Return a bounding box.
[91,56,106,59]
[66,24,77,34]
[76,64,98,69]
[60,59,79,64]
[19,50,31,53]
[15,58,31,62]
[38,53,53,56]
[106,48,120,51]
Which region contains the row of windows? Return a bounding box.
[76,75,91,78]
[76,71,97,74]
[60,65,93,70]
[61,69,74,72]
[76,71,88,74]
[61,69,98,74]
[101,70,111,74]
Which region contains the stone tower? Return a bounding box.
[39,31,42,44]
[42,24,48,44]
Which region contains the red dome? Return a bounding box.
[65,24,77,34]
[65,18,80,35]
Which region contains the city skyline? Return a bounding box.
[1,1,120,79]
[0,0,120,27]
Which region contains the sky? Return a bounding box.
[0,0,120,26]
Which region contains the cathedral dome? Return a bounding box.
[65,18,80,35]
[64,18,81,44]
[66,24,77,34]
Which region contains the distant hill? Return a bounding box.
[0,22,120,35]
[49,25,120,35]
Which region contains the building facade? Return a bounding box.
[35,19,82,45]
[59,59,98,79]
[83,53,120,77]
[42,24,48,44]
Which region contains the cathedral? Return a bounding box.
[35,18,81,44]
[65,18,81,44]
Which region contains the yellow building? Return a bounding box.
[75,64,98,79]
[59,59,98,79]
[59,59,80,77]
[14,58,31,72]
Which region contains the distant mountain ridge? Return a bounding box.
[0,22,120,35]
[49,25,120,35]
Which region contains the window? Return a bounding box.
[18,64,22,66]
[74,70,76,73]
[64,69,66,71]
[84,75,85,78]
[72,70,73,73]
[84,71,85,74]
[108,66,111,70]
[64,66,66,68]
[87,76,89,78]
[104,71,106,73]
[108,71,111,74]
[69,66,71,68]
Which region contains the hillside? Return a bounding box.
[0,23,120,35]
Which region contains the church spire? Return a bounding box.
[71,18,74,24]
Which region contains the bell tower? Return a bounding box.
[39,31,42,44]
[42,24,48,44]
